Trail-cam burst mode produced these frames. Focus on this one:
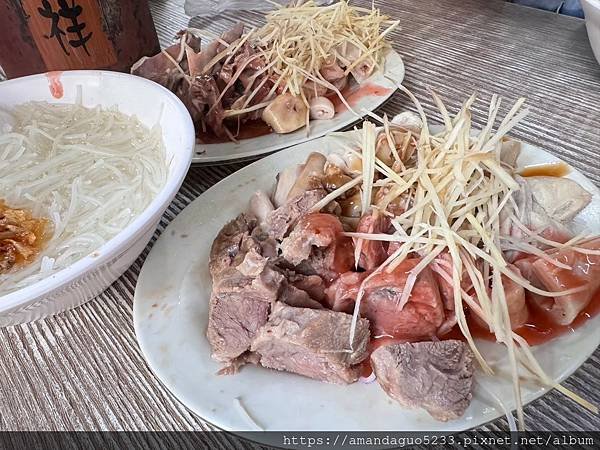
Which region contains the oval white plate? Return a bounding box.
[193,50,404,164]
[134,130,600,432]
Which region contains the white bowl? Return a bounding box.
[583,0,600,64]
[0,71,195,326]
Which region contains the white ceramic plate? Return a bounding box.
[134,130,600,432]
[192,50,404,164]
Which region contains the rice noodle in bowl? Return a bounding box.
[0,102,167,296]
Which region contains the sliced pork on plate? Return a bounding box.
[204,89,600,426]
[251,303,370,384]
[371,340,474,421]
[360,258,445,341]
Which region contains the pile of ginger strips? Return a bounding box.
[311,85,598,430]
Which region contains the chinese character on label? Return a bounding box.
[38,0,93,56]
[1,0,160,78]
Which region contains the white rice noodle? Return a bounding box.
[0,102,166,295]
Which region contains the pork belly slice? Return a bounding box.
[207,264,284,364]
[515,238,600,325]
[251,303,370,384]
[371,340,474,421]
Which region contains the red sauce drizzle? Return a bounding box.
[440,289,600,346]
[330,82,393,113]
[46,71,64,99]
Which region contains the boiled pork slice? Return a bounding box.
[207,262,284,364]
[279,282,323,310]
[265,189,326,240]
[251,303,370,384]
[209,213,257,279]
[355,211,389,271]
[371,340,474,421]
[361,258,445,340]
[279,213,354,283]
[279,270,326,304]
[208,215,326,365]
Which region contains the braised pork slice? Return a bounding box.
[265,189,326,240]
[207,263,284,363]
[251,303,370,384]
[371,340,474,421]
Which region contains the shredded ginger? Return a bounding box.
[245,1,399,123]
[318,87,597,430]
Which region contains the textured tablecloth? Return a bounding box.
[1,0,600,436]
